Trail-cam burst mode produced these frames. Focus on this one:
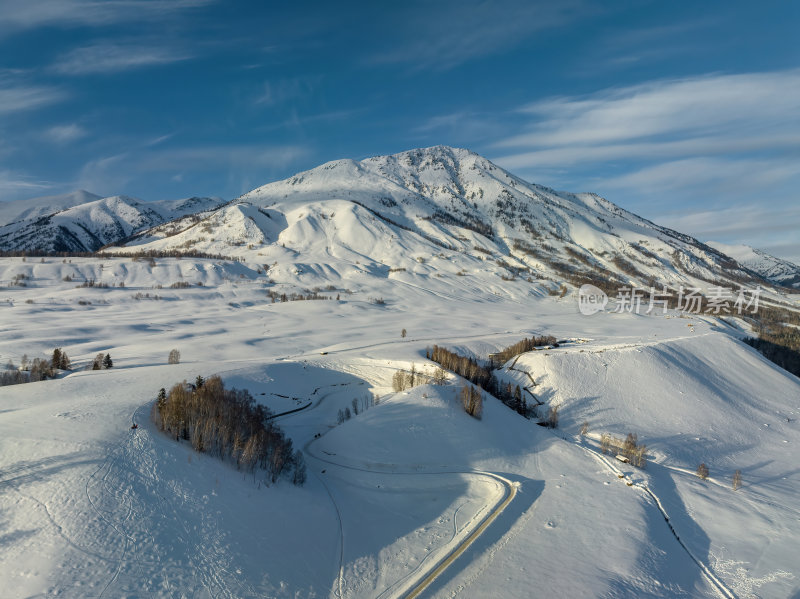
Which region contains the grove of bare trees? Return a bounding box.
[153,375,305,485]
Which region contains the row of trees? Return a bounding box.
[391,364,446,392]
[427,345,493,389]
[1,348,72,386]
[744,305,800,378]
[267,290,332,303]
[427,345,532,418]
[153,375,305,485]
[488,335,558,367]
[337,394,378,424]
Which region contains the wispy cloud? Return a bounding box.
[77,143,310,196]
[496,70,800,150]
[253,77,319,107]
[654,204,800,264]
[491,69,800,195]
[600,157,800,195]
[45,123,88,144]
[0,0,213,36]
[0,78,65,114]
[367,0,595,71]
[0,170,52,196]
[53,42,192,75]
[412,110,509,146]
[485,69,800,260]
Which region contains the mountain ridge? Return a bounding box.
[0,194,224,253]
[111,146,785,295]
[3,146,795,292]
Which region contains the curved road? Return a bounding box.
[272,380,519,599]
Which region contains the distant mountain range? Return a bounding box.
[2,146,797,290]
[707,241,800,289]
[0,193,223,253]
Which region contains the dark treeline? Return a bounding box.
[425,209,495,239]
[0,250,96,258]
[267,290,332,302]
[0,249,243,261]
[102,249,244,262]
[489,335,558,367]
[154,375,306,485]
[744,305,800,377]
[1,348,70,386]
[427,344,531,417]
[428,345,493,389]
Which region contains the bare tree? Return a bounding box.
[732,469,742,490]
[546,405,559,428]
[580,421,589,436]
[401,328,407,338]
[392,370,406,392]
[168,349,181,364]
[697,463,709,480]
[460,384,483,419]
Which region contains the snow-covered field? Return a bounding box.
[1,253,798,599]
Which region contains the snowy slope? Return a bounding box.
[112,146,777,296]
[1,251,799,597]
[0,195,223,253]
[2,146,800,598]
[0,190,101,225]
[708,241,800,288]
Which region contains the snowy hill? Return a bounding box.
[1,255,798,597]
[0,194,223,253]
[708,241,800,288]
[0,190,101,225]
[113,146,774,295]
[2,146,800,598]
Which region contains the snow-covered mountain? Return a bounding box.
[708,241,800,289]
[0,190,101,225]
[0,194,223,253]
[114,146,773,293]
[2,148,800,598]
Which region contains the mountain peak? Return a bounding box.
[112,146,779,293]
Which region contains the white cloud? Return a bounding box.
[368,0,595,71]
[0,0,213,35]
[45,124,88,144]
[484,69,800,262]
[53,42,191,75]
[497,70,800,150]
[653,205,800,264]
[599,157,800,195]
[0,170,51,197]
[76,144,310,195]
[0,81,64,114]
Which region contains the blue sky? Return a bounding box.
[1,0,798,261]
